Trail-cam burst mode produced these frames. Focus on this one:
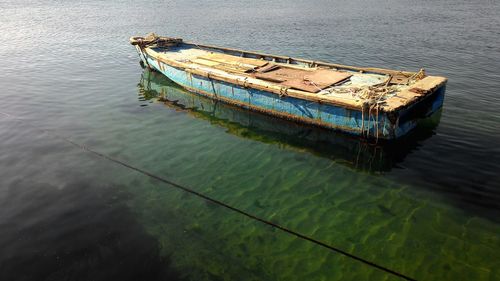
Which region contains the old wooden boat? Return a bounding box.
[130,33,447,140]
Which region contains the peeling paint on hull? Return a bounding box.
[138,50,445,140]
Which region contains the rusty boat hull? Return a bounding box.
[130,34,447,140]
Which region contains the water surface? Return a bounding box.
[1,0,499,280]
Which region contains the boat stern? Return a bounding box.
[382,77,447,139]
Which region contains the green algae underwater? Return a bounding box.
[120,69,499,281]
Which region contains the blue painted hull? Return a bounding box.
[138,48,445,140]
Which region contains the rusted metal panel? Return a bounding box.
[282,69,352,93]
[252,67,352,93]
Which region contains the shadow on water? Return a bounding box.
[137,69,442,174]
[0,178,185,281]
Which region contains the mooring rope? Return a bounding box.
[0,110,416,281]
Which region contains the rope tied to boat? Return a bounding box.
[0,110,417,281]
[130,33,183,49]
[234,77,250,88]
[279,86,289,98]
[409,68,426,81]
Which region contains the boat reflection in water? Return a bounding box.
[138,69,442,173]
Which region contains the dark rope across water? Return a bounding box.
[0,111,417,281]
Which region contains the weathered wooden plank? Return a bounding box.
[183,42,417,76]
[191,58,219,67]
[200,53,268,67]
[382,76,447,112]
[411,76,448,91]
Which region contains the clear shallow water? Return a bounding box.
[1,0,499,280]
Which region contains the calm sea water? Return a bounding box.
[1,0,499,280]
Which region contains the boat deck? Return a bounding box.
[145,44,446,112]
